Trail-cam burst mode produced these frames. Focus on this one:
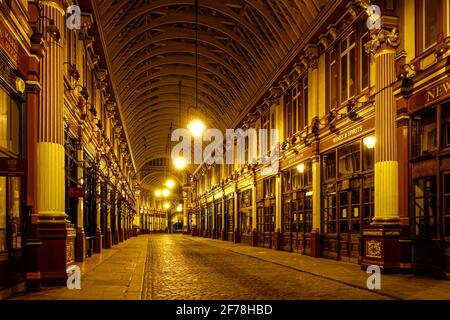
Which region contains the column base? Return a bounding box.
[310,231,321,258]
[272,229,281,251]
[221,228,226,241]
[75,228,86,262]
[361,224,401,273]
[133,227,138,237]
[113,229,119,245]
[251,229,258,247]
[95,229,102,254]
[38,220,68,286]
[191,227,198,236]
[24,212,42,291]
[104,228,112,249]
[124,228,129,240]
[119,228,124,242]
[233,228,240,243]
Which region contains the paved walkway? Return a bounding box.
[11,236,147,300]
[9,234,450,300]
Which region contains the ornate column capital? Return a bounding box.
[365,27,400,55]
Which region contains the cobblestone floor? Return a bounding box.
[10,234,450,300]
[141,234,389,300]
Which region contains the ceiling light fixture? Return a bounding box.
[188,0,206,138]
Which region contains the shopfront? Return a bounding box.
[281,160,313,254]
[0,52,26,290]
[407,78,450,276]
[237,188,252,245]
[223,194,234,241]
[320,122,375,263]
[213,198,222,239]
[256,177,275,248]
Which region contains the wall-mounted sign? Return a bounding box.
[426,79,450,104]
[0,158,26,176]
[410,78,450,113]
[320,117,374,152]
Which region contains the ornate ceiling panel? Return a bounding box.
[96,0,329,188]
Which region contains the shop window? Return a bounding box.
[65,133,79,225]
[363,139,375,171]
[323,184,337,233]
[263,205,275,233]
[339,191,349,233]
[340,33,356,103]
[412,177,437,238]
[0,177,6,252]
[338,142,360,177]
[444,103,450,147]
[282,171,292,193]
[444,173,450,237]
[282,199,292,233]
[264,177,275,198]
[302,195,312,233]
[363,175,375,225]
[323,151,336,181]
[411,108,437,158]
[0,88,20,155]
[9,177,21,249]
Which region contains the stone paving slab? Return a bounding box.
[10,236,148,300]
[187,236,450,300]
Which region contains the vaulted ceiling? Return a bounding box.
[94,0,329,189]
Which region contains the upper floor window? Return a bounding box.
[284,76,308,139]
[327,24,371,113]
[424,0,440,50]
[340,33,356,104]
[417,0,445,53]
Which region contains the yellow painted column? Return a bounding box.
[76,149,84,229]
[311,156,321,232]
[274,173,282,250]
[36,0,68,284]
[233,184,238,243]
[362,25,401,271]
[105,187,112,248]
[221,189,225,240]
[251,181,257,246]
[182,185,190,234]
[75,148,85,261]
[369,29,400,224]
[36,1,66,221]
[95,175,102,252]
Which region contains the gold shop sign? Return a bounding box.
[320,116,374,152]
[426,79,450,104]
[332,126,363,144]
[410,78,450,113]
[0,22,19,67]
